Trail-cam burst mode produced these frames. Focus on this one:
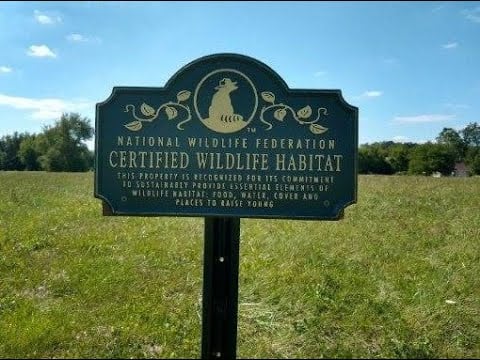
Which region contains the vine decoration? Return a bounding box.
[259,91,329,135]
[124,90,192,131]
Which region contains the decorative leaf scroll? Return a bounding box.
[259,90,329,135]
[140,103,156,117]
[176,90,191,102]
[123,85,327,134]
[274,108,287,121]
[124,121,143,131]
[124,89,192,131]
[310,123,328,134]
[297,105,312,119]
[165,106,178,120]
[261,91,275,104]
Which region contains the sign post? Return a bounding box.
[95,53,358,358]
[202,217,240,359]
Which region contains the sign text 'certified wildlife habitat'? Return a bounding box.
[95,54,358,219]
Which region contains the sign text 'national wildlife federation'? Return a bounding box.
[95,54,358,220]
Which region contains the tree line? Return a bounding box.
[0,113,94,172]
[1,114,479,175]
[359,122,480,175]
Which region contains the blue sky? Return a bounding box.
[1,1,479,149]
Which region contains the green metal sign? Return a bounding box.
[95,54,358,220]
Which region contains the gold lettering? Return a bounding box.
[129,151,137,168]
[276,154,286,170]
[196,152,269,171]
[275,154,343,172]
[298,154,307,171]
[139,151,147,168]
[109,151,118,167]
[324,156,333,171]
[155,152,163,168]
[334,155,343,171]
[287,155,296,170]
[119,151,127,168]
[170,152,179,168]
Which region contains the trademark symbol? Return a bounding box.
[247,127,256,133]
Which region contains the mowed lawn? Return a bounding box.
[0,172,479,359]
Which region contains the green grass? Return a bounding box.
[1,172,479,358]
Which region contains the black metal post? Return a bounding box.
[202,217,240,359]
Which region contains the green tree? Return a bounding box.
[465,147,480,175]
[461,122,480,147]
[386,143,414,173]
[36,113,94,172]
[18,135,41,170]
[358,144,394,174]
[409,143,456,175]
[0,132,31,170]
[0,150,6,169]
[436,127,466,161]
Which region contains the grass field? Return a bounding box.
[0,172,479,359]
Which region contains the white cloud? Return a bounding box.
[462,6,480,23]
[0,93,91,120]
[432,4,447,12]
[362,90,383,98]
[67,33,87,42]
[34,10,62,25]
[392,136,409,143]
[314,71,327,77]
[352,90,383,101]
[66,33,102,44]
[393,114,456,123]
[442,42,458,49]
[0,66,12,73]
[27,45,57,58]
[443,103,470,109]
[382,57,399,65]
